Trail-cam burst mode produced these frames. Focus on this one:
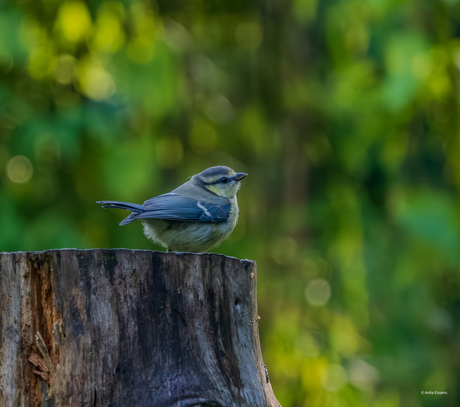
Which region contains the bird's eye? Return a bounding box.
[220,177,228,183]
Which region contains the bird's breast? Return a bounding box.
[227,196,239,229]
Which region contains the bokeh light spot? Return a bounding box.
[27,34,57,80]
[321,364,347,392]
[78,58,115,101]
[91,3,126,53]
[56,1,92,43]
[7,155,33,183]
[348,359,380,392]
[305,278,331,306]
[55,54,76,84]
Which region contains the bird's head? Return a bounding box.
[194,166,248,198]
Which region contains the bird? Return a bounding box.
[97,166,247,252]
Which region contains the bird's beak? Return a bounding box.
[234,172,248,181]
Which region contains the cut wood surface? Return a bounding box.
[0,249,280,407]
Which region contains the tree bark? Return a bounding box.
[0,249,280,407]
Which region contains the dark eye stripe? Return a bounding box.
[204,176,234,185]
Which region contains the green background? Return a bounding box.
[1,0,459,406]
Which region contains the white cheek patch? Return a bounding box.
[197,201,212,218]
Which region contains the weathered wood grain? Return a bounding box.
[0,249,280,407]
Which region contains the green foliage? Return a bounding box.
[1,0,460,405]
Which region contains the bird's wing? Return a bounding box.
[136,193,231,223]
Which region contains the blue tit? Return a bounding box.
[97,166,247,252]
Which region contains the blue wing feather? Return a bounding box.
[137,193,230,223]
[98,194,230,225]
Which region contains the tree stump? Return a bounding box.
[0,249,280,407]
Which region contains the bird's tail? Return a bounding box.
[96,201,145,226]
